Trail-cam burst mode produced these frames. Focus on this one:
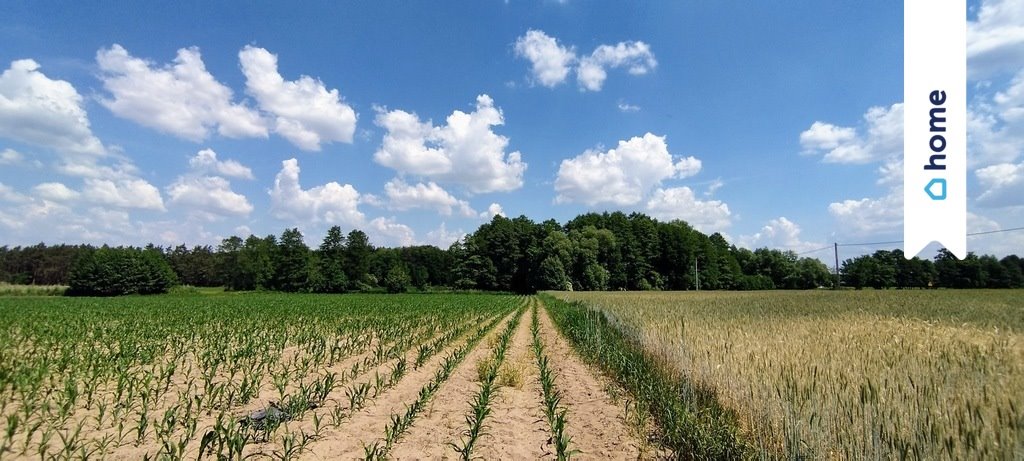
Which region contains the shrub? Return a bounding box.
[67,247,177,296]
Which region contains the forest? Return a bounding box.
[1,212,1022,295]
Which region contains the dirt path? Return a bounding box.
[296,310,517,459]
[388,311,528,460]
[470,300,551,460]
[535,298,643,460]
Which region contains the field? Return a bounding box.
[552,290,1024,460]
[0,293,646,460]
[1,291,1021,460]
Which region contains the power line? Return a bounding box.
[966,226,1024,237]
[835,226,1024,247]
[796,245,833,255]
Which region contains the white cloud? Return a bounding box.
[514,31,657,91]
[167,175,253,217]
[368,217,415,247]
[373,108,450,175]
[577,41,657,91]
[674,156,702,178]
[188,148,254,180]
[799,103,903,164]
[738,216,823,253]
[81,178,165,211]
[96,44,267,141]
[976,161,1024,208]
[705,178,724,196]
[555,133,700,206]
[0,59,105,156]
[374,95,526,194]
[617,101,641,113]
[423,222,466,248]
[513,30,576,87]
[239,46,357,151]
[967,0,1024,79]
[480,202,505,219]
[645,186,732,233]
[33,182,79,202]
[0,148,24,165]
[384,179,475,217]
[269,158,364,225]
[0,182,30,203]
[799,122,857,152]
[827,188,903,237]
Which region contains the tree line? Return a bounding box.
[1,212,1022,295]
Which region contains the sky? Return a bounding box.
[0,0,1023,260]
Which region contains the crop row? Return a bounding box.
[0,293,520,459]
[540,293,747,459]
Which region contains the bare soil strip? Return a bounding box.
[389,313,524,459]
[472,301,552,460]
[296,310,517,459]
[535,299,642,460]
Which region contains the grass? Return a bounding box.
[551,290,1024,460]
[0,282,67,296]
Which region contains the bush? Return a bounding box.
[68,247,177,296]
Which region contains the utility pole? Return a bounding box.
[833,242,840,290]
[695,258,700,291]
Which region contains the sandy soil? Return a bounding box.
[535,299,644,460]
[6,299,656,460]
[384,311,518,460]
[295,311,517,460]
[472,304,552,460]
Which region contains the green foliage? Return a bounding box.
[67,247,176,296]
[544,292,745,458]
[541,293,748,459]
[383,265,411,293]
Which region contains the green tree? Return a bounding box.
[344,230,373,290]
[383,264,411,293]
[274,228,311,292]
[315,226,348,293]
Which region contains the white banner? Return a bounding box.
[904,0,966,259]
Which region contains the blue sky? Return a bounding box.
[1,0,1022,258]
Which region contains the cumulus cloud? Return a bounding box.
[827,188,903,236]
[738,217,823,253]
[976,161,1024,208]
[239,46,357,151]
[163,149,253,219]
[96,44,267,141]
[81,178,165,211]
[367,217,416,247]
[799,103,903,164]
[967,0,1024,79]
[423,222,466,248]
[645,186,731,233]
[189,148,254,180]
[33,182,79,202]
[374,95,526,194]
[577,41,657,91]
[384,179,475,217]
[513,30,656,91]
[513,30,576,87]
[167,176,253,217]
[269,158,363,225]
[480,203,505,220]
[555,133,701,206]
[0,59,105,156]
